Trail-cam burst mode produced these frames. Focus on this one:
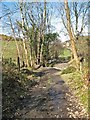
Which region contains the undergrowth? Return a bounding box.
[2,60,38,118]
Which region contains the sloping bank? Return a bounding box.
[60,66,88,113]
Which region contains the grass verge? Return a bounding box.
[61,71,88,111]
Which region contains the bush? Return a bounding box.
[61,66,76,74]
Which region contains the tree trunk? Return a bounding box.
[20,1,29,67]
[37,30,41,65]
[40,0,46,66]
[8,16,21,70]
[64,0,80,69]
[29,45,33,67]
[23,39,29,67]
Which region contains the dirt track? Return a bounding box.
[13,67,87,118]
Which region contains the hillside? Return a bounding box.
[0,34,21,41]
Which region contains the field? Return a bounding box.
[2,40,17,61]
[1,40,71,63]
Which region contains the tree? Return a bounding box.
[56,1,88,69]
[72,2,88,37]
[1,1,63,69]
[44,32,60,61]
[64,0,80,69]
[19,1,29,67]
[8,16,21,71]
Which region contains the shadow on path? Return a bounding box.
[12,67,87,118]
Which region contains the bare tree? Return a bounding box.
[56,1,88,69]
[19,0,29,67]
[8,16,21,71]
[64,0,80,69]
[72,2,88,36]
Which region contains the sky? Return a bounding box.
[0,1,89,42]
[0,0,89,2]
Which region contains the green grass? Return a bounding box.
[61,66,76,74]
[1,40,28,64]
[61,71,88,111]
[60,48,71,58]
[2,40,17,61]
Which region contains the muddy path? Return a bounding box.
[14,67,87,118]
